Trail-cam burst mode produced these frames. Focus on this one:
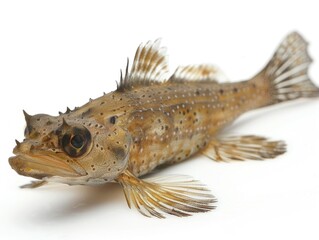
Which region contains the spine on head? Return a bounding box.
[252,32,319,106]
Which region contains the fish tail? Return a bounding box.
[251,32,319,106]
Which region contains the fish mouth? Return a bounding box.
[9,154,85,180]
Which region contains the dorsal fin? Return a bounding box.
[117,39,169,91]
[169,64,227,83]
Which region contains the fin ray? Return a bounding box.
[256,32,319,104]
[203,135,286,162]
[117,39,169,91]
[169,64,227,82]
[117,170,216,218]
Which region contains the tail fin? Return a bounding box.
[254,32,319,105]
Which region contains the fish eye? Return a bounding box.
[61,126,91,158]
[70,134,85,149]
[109,116,117,124]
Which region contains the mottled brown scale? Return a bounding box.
[9,33,319,218]
[109,81,267,176]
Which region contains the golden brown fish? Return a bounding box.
[9,32,319,218]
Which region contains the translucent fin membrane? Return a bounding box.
[117,171,216,218]
[203,135,286,162]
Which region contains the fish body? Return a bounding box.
[9,32,319,217]
[111,80,265,176]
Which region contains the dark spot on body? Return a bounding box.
[109,116,117,124]
[46,120,53,125]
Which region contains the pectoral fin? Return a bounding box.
[203,135,286,162]
[116,170,216,218]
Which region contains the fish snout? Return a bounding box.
[13,139,41,155]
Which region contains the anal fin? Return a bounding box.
[203,135,286,162]
[116,170,216,218]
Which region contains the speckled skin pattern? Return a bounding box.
[9,32,318,186]
[70,80,267,177]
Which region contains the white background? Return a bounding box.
[0,1,319,239]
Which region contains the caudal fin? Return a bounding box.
[254,32,319,105]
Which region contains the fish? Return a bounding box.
[9,32,319,218]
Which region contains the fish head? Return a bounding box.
[9,111,132,185]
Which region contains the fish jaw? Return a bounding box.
[9,153,86,180]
